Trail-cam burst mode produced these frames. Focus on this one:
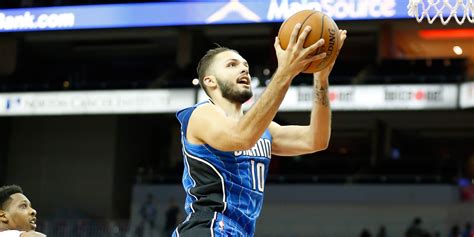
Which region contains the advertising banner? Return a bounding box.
[0,0,414,32]
[0,89,195,116]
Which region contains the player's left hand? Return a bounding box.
[314,29,347,79]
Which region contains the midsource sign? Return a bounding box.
[267,0,397,20]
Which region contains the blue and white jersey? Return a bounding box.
[175,101,271,236]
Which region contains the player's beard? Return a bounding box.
[217,79,253,103]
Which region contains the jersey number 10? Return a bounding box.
[250,160,265,192]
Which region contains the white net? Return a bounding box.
[407,0,474,25]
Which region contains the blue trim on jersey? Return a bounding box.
[182,146,197,213]
[176,100,209,140]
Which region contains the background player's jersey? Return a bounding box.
[0,230,23,237]
[176,101,272,236]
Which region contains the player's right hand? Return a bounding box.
[314,29,347,80]
[274,23,326,80]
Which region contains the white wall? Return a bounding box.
[256,202,473,237]
[132,184,472,237]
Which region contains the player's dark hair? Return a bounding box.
[0,185,23,210]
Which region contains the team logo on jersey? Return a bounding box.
[234,138,271,158]
[219,220,225,231]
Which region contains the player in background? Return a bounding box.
[0,185,46,237]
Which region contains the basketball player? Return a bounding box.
[174,24,347,236]
[0,185,46,237]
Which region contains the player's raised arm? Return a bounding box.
[271,30,347,156]
[187,24,326,152]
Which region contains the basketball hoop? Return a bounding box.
[407,0,474,25]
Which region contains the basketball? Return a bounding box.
[278,10,339,73]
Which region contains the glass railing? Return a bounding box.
[135,174,455,185]
[37,219,129,237]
